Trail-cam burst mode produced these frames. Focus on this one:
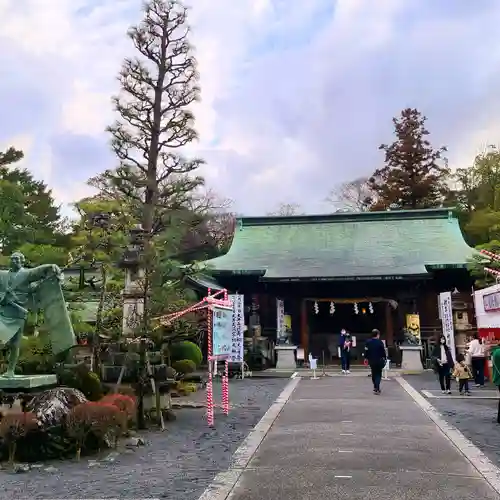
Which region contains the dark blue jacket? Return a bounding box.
[364,338,386,366]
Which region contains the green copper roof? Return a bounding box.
[203,208,476,280]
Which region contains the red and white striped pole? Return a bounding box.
[206,305,215,427]
[222,359,229,415]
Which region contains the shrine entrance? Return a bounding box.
[304,298,392,364]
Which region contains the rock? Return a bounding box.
[13,463,30,473]
[30,463,44,469]
[124,437,145,447]
[44,466,58,473]
[26,387,87,427]
[162,409,176,421]
[103,452,119,462]
[88,460,100,467]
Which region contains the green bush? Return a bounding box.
[172,359,196,375]
[57,364,104,401]
[169,341,202,367]
[17,335,54,374]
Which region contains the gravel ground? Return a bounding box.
[0,378,289,500]
[404,372,500,467]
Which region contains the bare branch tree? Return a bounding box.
[268,202,303,216]
[325,177,374,212]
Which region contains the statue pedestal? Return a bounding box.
[0,374,57,393]
[275,345,297,370]
[400,345,423,372]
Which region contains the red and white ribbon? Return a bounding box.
[485,267,500,278]
[480,249,500,262]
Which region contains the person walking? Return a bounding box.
[491,342,500,423]
[431,335,454,394]
[340,330,352,374]
[364,329,387,394]
[452,353,472,396]
[467,333,486,387]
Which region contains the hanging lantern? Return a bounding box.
[353,302,359,315]
[361,307,366,314]
[369,302,374,314]
[314,301,319,314]
[329,301,335,315]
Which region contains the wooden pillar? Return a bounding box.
[385,302,394,346]
[300,299,309,356]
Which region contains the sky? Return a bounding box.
[1,0,500,217]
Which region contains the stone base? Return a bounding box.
[400,346,424,372]
[0,374,58,392]
[275,346,297,370]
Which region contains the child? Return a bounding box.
[453,353,472,395]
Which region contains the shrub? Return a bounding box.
[58,364,104,401]
[17,335,54,374]
[66,402,125,459]
[99,394,136,420]
[172,359,196,375]
[169,341,202,367]
[116,385,137,398]
[0,412,39,464]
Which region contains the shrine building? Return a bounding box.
[196,208,476,363]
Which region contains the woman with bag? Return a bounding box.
[431,335,454,394]
[467,333,486,387]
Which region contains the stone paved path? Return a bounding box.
[404,372,500,469]
[201,375,500,499]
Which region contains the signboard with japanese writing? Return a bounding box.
[228,294,244,362]
[483,290,500,312]
[439,291,456,358]
[212,305,233,357]
[276,299,285,340]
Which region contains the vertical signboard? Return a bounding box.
[439,291,456,359]
[276,299,285,341]
[229,294,245,362]
[212,305,233,357]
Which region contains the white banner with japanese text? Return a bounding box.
[439,291,456,359]
[276,299,285,340]
[229,294,245,362]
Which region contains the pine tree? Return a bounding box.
[101,0,203,333]
[101,0,203,234]
[369,108,450,210]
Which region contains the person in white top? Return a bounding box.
[467,333,485,387]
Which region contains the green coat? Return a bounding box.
[491,346,500,386]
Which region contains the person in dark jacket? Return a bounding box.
[364,329,387,394]
[431,335,454,394]
[339,329,352,374]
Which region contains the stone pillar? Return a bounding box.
[122,266,145,336]
[119,225,147,336]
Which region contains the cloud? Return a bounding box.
[1,0,500,217]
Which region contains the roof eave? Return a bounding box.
[425,263,469,271]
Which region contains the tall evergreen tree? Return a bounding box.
[100,0,203,333]
[0,146,63,253]
[369,108,450,210]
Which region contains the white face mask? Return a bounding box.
[440,339,445,345]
